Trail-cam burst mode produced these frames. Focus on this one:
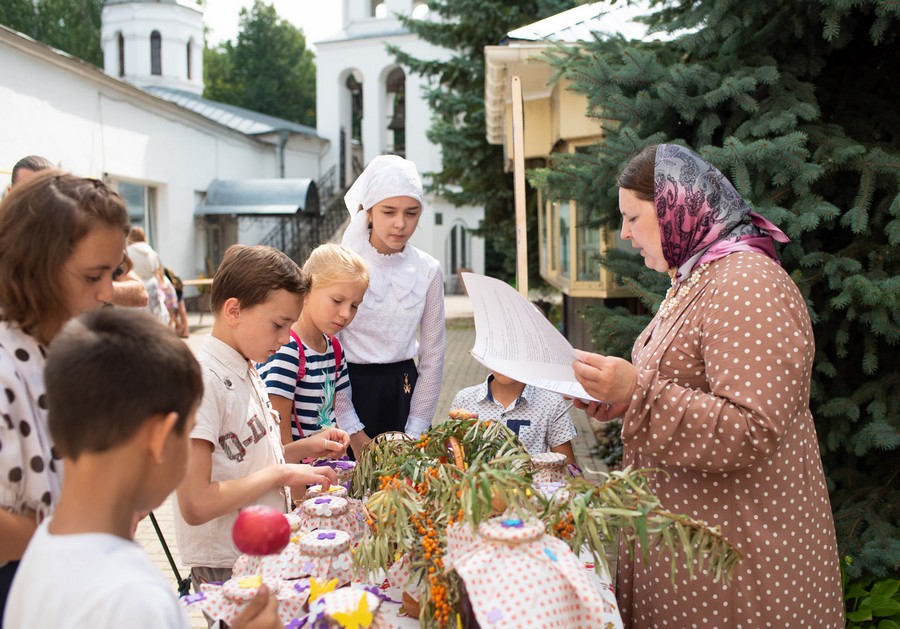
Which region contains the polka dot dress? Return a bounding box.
[0,321,62,525]
[618,253,844,628]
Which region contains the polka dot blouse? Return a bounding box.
[0,321,62,540]
[617,252,844,628]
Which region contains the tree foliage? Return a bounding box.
[204,0,316,126]
[534,0,900,578]
[0,0,104,67]
[389,0,579,282]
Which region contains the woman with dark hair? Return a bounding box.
[573,144,844,627]
[0,172,130,616]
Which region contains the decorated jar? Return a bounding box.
[444,516,622,628]
[307,484,348,499]
[285,529,354,586]
[530,452,568,484]
[184,574,308,626]
[295,496,367,543]
[312,458,357,488]
[532,480,571,506]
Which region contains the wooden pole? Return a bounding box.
[510,75,528,297]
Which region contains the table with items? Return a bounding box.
[183,413,740,629]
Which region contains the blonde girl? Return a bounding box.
[259,243,369,460]
[338,155,446,449]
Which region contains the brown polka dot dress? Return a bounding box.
[618,252,844,628]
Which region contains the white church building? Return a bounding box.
[0,0,484,293]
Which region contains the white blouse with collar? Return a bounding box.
[338,240,445,437]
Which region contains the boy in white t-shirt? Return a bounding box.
[4,309,280,629]
[173,245,346,590]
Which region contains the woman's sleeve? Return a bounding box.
[405,268,446,438]
[334,354,365,435]
[622,262,813,472]
[0,356,34,512]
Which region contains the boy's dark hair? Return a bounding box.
[209,244,309,313]
[46,309,203,459]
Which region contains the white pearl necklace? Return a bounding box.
[656,263,711,319]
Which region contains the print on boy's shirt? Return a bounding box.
[505,417,531,437]
[218,413,268,462]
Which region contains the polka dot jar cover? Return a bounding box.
[445,517,622,628]
[182,576,309,626]
[531,452,569,485]
[295,495,367,543]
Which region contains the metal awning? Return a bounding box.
[196,178,320,216]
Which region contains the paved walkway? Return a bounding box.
[136,296,607,625]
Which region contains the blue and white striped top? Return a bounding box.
[258,334,353,440]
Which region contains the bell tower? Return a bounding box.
[100,0,204,94]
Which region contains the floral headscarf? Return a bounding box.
[654,144,789,282]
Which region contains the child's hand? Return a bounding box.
[282,463,337,490]
[349,431,372,459]
[304,428,350,458]
[229,584,283,629]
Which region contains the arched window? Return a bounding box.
[117,32,125,77]
[372,1,386,18]
[186,40,192,80]
[386,67,405,157]
[412,2,430,19]
[150,31,162,76]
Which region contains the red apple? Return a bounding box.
[232,505,290,556]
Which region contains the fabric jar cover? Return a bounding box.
[288,529,355,585]
[445,516,623,628]
[533,480,571,506]
[307,484,349,499]
[531,452,568,484]
[183,575,308,626]
[312,459,357,489]
[296,496,367,543]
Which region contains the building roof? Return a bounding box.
[485,1,679,146]
[145,87,319,139]
[198,178,320,216]
[505,1,663,43]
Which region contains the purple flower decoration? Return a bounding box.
[294,582,311,593]
[501,518,523,528]
[543,547,558,562]
[314,498,331,504]
[317,532,336,540]
[302,560,316,574]
[487,608,505,624]
[182,592,206,604]
[286,619,305,629]
[362,584,401,604]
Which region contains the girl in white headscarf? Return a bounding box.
[338,155,445,455]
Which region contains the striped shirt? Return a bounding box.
[258,334,354,440]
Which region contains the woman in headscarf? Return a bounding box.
[338,155,445,456]
[573,144,844,627]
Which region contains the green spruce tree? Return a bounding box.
[388,0,579,283]
[534,0,900,578]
